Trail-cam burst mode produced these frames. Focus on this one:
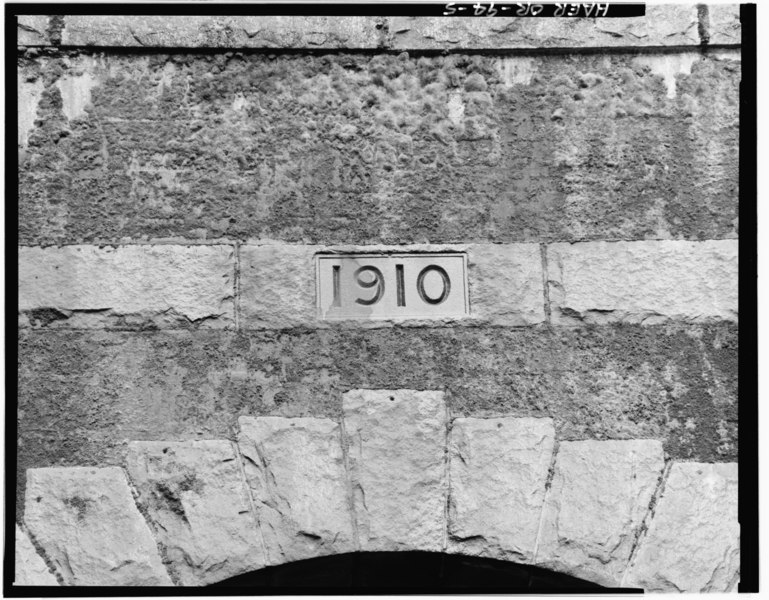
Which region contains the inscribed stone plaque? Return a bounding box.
[316,253,468,320]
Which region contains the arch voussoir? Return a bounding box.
[22,466,172,586]
[18,389,739,592]
[124,439,265,585]
[237,416,356,565]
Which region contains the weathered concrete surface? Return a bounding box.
[125,440,265,585]
[535,440,665,587]
[17,16,51,46]
[18,51,739,245]
[61,16,383,49]
[389,5,700,50]
[547,240,738,325]
[24,466,172,586]
[239,243,543,329]
[18,245,235,329]
[624,462,739,592]
[15,525,59,585]
[342,389,448,551]
[238,416,356,564]
[16,322,737,519]
[708,5,742,45]
[447,417,554,562]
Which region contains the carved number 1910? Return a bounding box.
[332,264,451,307]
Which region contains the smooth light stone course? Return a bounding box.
[448,417,555,562]
[61,16,381,48]
[624,462,739,593]
[342,389,448,551]
[238,416,356,565]
[17,15,51,46]
[24,466,172,586]
[708,5,741,45]
[239,243,543,329]
[15,525,59,585]
[18,245,235,328]
[535,440,665,587]
[389,5,699,50]
[125,440,265,586]
[547,240,738,324]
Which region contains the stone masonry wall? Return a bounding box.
[16,8,740,591]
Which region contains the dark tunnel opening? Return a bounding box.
[210,551,642,593]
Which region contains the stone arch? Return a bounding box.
[16,389,738,592]
[210,550,611,592]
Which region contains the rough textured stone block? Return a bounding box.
[342,389,448,551]
[61,16,381,48]
[447,417,554,562]
[708,5,741,45]
[389,6,699,50]
[18,245,235,328]
[17,15,51,46]
[547,240,738,324]
[238,417,355,565]
[624,462,739,592]
[125,440,265,585]
[15,525,59,585]
[24,466,172,586]
[239,243,543,329]
[535,440,665,587]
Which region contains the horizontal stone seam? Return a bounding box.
[16,318,740,334]
[17,42,741,54]
[16,321,742,335]
[16,236,741,249]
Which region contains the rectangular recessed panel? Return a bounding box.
[316,253,468,321]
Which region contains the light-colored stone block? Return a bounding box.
[448,417,555,562]
[125,440,265,585]
[547,240,738,324]
[61,16,381,48]
[468,243,545,326]
[535,440,665,587]
[18,245,235,328]
[24,466,172,586]
[342,389,449,551]
[239,243,544,329]
[389,6,699,50]
[624,462,739,593]
[17,15,51,46]
[708,5,741,45]
[15,525,59,585]
[238,416,356,565]
[239,244,319,330]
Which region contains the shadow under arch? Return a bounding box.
[210,551,641,593]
